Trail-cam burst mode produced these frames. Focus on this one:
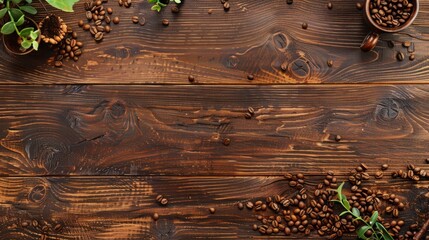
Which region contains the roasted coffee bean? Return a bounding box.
[107,7,113,14]
[327,60,333,67]
[139,16,146,26]
[152,213,159,220]
[95,19,102,26]
[393,208,399,217]
[124,0,131,7]
[118,0,123,6]
[96,25,105,32]
[248,107,255,115]
[356,2,363,10]
[237,202,244,210]
[162,19,169,26]
[409,53,415,61]
[160,198,168,205]
[74,49,82,56]
[171,6,180,13]
[209,207,216,214]
[223,2,230,11]
[105,25,111,33]
[381,164,389,170]
[289,181,297,187]
[247,74,254,80]
[105,16,111,24]
[78,20,84,27]
[402,41,411,47]
[132,16,139,24]
[286,0,293,5]
[83,24,91,30]
[302,22,308,29]
[90,26,97,35]
[246,201,254,209]
[327,2,333,9]
[113,17,120,24]
[375,171,383,179]
[252,224,258,231]
[397,52,404,61]
[86,11,93,20]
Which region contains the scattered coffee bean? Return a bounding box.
[280,62,288,71]
[238,202,244,210]
[223,2,230,11]
[248,107,255,115]
[188,75,195,83]
[132,16,139,24]
[113,17,120,24]
[387,40,395,48]
[327,2,333,9]
[208,9,213,14]
[327,60,333,67]
[247,74,254,80]
[171,6,180,13]
[162,19,169,26]
[381,164,389,170]
[222,138,231,146]
[139,16,146,26]
[54,61,63,67]
[286,0,293,5]
[402,41,411,48]
[302,22,308,29]
[397,52,404,61]
[246,201,254,209]
[83,23,90,30]
[409,54,415,61]
[209,207,216,214]
[152,213,159,221]
[21,221,29,227]
[160,198,168,205]
[107,7,113,14]
[335,135,341,142]
[244,113,252,119]
[375,171,383,179]
[356,2,363,10]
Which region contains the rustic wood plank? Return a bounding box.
[0,176,427,239]
[0,85,429,176]
[0,0,428,84]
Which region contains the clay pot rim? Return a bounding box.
[2,16,41,56]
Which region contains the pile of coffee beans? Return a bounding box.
[117,0,131,8]
[238,164,426,239]
[51,28,84,67]
[244,107,255,119]
[369,0,415,28]
[80,0,117,42]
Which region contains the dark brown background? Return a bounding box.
[0,0,428,239]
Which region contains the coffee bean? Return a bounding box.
[86,11,92,20]
[152,213,159,220]
[222,138,231,146]
[118,0,123,6]
[244,112,252,119]
[247,74,254,80]
[223,2,230,11]
[32,220,39,227]
[90,26,98,35]
[96,25,105,32]
[327,60,333,67]
[105,25,111,33]
[113,17,120,24]
[248,107,255,115]
[409,53,415,61]
[160,198,168,205]
[107,7,113,14]
[286,0,293,5]
[78,20,84,27]
[246,201,254,209]
[74,49,82,56]
[124,0,131,7]
[360,163,368,170]
[132,16,139,24]
[162,19,169,26]
[402,41,411,47]
[381,164,389,170]
[209,207,216,214]
[289,181,297,187]
[188,75,195,83]
[83,24,90,30]
[105,16,111,24]
[393,208,399,217]
[139,16,146,26]
[280,62,288,71]
[208,9,213,14]
[237,202,244,210]
[327,2,333,9]
[334,135,341,142]
[252,224,258,231]
[172,6,180,13]
[356,2,363,10]
[302,22,308,29]
[375,171,383,179]
[95,19,102,26]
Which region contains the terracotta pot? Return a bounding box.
[360,0,419,52]
[2,17,41,56]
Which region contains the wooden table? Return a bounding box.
[0,0,428,239]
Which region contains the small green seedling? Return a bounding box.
[332,182,394,240]
[149,0,181,12]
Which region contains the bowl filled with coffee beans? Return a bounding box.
[360,0,419,52]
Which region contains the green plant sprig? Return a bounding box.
[0,0,39,51]
[332,182,394,240]
[148,0,181,12]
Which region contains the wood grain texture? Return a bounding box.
[0,176,427,239]
[0,0,428,84]
[0,85,429,176]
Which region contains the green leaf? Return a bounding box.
[376,222,394,240]
[342,198,351,210]
[158,2,166,6]
[339,211,349,217]
[151,4,161,11]
[148,0,157,3]
[45,0,79,12]
[30,29,38,39]
[0,0,3,4]
[9,8,24,21]
[21,39,31,49]
[357,225,371,240]
[1,21,16,34]
[12,0,22,4]
[352,207,361,217]
[19,27,33,36]
[25,0,32,3]
[32,40,38,50]
[370,211,378,226]
[173,0,181,3]
[337,182,345,201]
[19,5,37,14]
[0,8,7,19]
[15,14,24,26]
